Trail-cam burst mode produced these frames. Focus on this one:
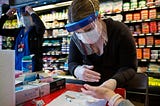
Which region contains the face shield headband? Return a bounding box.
[65,11,99,32]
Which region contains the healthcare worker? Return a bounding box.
[65,0,137,90]
[0,5,45,72]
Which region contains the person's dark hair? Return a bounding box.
[68,0,99,23]
[2,4,10,14]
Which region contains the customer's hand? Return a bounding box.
[100,79,117,90]
[81,84,115,101]
[74,65,101,82]
[25,6,35,15]
[6,8,16,17]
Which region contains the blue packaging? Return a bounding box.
[22,56,32,73]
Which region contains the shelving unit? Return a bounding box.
[39,4,71,72]
[122,0,160,105]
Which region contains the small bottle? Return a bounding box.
[22,54,34,73]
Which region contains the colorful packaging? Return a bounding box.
[147,0,154,6]
[149,9,157,19]
[142,23,150,34]
[158,22,160,32]
[123,2,130,11]
[150,22,157,33]
[136,48,143,59]
[143,48,150,59]
[126,14,133,21]
[139,0,146,8]
[133,13,141,20]
[138,38,146,46]
[146,36,154,46]
[155,39,160,46]
[141,10,148,20]
[131,2,138,9]
[22,55,33,73]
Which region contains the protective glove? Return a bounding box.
[74,65,101,82]
[100,79,117,90]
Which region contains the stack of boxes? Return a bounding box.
[15,77,65,105]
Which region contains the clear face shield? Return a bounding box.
[65,11,102,44]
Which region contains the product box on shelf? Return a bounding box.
[155,39,160,46]
[149,9,157,19]
[126,14,133,21]
[15,85,40,105]
[150,22,157,33]
[141,10,148,20]
[142,23,150,34]
[138,38,146,46]
[146,36,154,46]
[143,48,151,59]
[133,13,140,20]
[136,48,143,59]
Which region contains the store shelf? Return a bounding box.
[133,33,160,36]
[43,35,69,39]
[103,11,122,16]
[124,18,160,23]
[42,44,61,47]
[123,5,160,12]
[138,59,160,63]
[136,45,160,48]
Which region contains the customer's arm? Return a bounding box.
[81,84,134,106]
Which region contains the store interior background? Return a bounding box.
[0,0,160,105]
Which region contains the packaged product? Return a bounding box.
[133,13,141,20]
[142,23,150,33]
[126,14,133,21]
[150,22,157,33]
[149,9,157,19]
[146,36,154,46]
[123,2,130,11]
[136,48,143,59]
[139,0,146,8]
[141,10,148,20]
[143,48,150,59]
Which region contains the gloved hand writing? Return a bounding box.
[74,65,101,82]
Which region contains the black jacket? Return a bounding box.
[68,18,138,87]
[0,13,45,71]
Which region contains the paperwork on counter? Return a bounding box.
[47,91,107,106]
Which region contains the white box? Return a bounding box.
[16,85,40,105]
[32,83,50,97]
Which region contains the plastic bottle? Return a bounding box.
[22,54,34,73]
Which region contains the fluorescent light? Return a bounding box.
[33,1,72,11]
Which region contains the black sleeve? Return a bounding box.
[0,14,8,34]
[31,13,45,35]
[111,22,138,87]
[68,38,83,76]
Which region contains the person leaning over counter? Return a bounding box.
[65,0,138,90]
[0,5,45,72]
